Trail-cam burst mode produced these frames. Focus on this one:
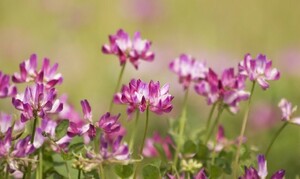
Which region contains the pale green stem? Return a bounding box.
[77,169,81,179]
[37,148,43,179]
[173,88,189,167]
[206,103,217,131]
[27,113,39,179]
[133,107,150,179]
[129,110,140,151]
[99,163,105,179]
[265,122,288,158]
[204,104,224,145]
[64,162,71,179]
[109,63,126,112]
[233,82,256,178]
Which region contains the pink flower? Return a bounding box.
[195,168,208,179]
[142,132,173,159]
[278,98,300,125]
[195,68,250,113]
[238,54,280,90]
[169,54,208,89]
[12,84,63,122]
[0,71,17,98]
[114,79,174,116]
[97,112,121,134]
[12,54,63,88]
[33,118,57,148]
[102,29,154,69]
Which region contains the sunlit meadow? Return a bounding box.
[0,1,300,179]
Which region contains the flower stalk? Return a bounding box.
[206,103,217,131]
[129,110,140,151]
[265,122,288,158]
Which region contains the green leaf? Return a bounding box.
[55,120,69,139]
[209,165,222,179]
[142,165,160,179]
[69,142,84,153]
[183,140,197,154]
[84,169,100,179]
[114,164,134,178]
[195,143,209,160]
[154,144,167,161]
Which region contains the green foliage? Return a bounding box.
[55,120,69,139]
[114,164,134,178]
[142,164,161,179]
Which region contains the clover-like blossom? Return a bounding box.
[97,112,121,134]
[12,84,63,122]
[239,154,285,179]
[114,79,173,116]
[169,54,208,89]
[238,54,280,90]
[0,113,25,139]
[143,132,173,159]
[195,68,250,113]
[278,98,300,125]
[0,71,17,98]
[68,100,96,144]
[102,29,154,69]
[12,54,63,88]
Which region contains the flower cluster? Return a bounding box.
[278,98,300,125]
[0,71,17,98]
[102,29,155,69]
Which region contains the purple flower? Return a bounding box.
[169,54,208,89]
[278,98,300,125]
[33,118,57,148]
[102,29,154,69]
[238,54,280,90]
[0,71,17,98]
[195,168,208,179]
[97,112,121,134]
[239,154,285,179]
[195,68,250,113]
[12,54,63,88]
[114,79,174,116]
[12,83,63,122]
[143,132,173,159]
[0,112,13,134]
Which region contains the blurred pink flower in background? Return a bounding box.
[249,102,278,130]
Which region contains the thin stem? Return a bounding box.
[129,110,140,151]
[233,81,256,178]
[173,88,189,167]
[38,148,43,179]
[109,63,126,112]
[206,103,217,130]
[77,169,81,179]
[64,162,71,179]
[99,163,105,179]
[27,114,39,179]
[265,122,288,158]
[204,104,224,145]
[5,163,9,179]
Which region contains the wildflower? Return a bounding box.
[195,168,208,179]
[278,98,300,125]
[97,112,121,134]
[195,68,249,113]
[102,29,154,69]
[238,54,280,90]
[169,54,208,89]
[12,83,63,122]
[0,71,17,98]
[142,132,173,159]
[181,159,202,174]
[12,54,63,88]
[239,154,285,179]
[114,79,173,116]
[33,118,57,148]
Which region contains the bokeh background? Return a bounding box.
[0,0,299,177]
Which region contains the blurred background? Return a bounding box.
[0,0,299,177]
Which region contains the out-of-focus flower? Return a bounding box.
[238,54,280,90]
[12,84,63,122]
[0,71,17,98]
[12,54,63,88]
[239,154,285,179]
[114,79,173,116]
[143,132,173,159]
[181,159,202,174]
[249,102,277,130]
[68,100,96,144]
[278,98,300,125]
[195,168,208,179]
[33,118,57,148]
[102,29,154,69]
[97,112,121,134]
[169,54,208,89]
[195,68,249,113]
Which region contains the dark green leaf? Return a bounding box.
[195,143,209,160]
[142,165,160,179]
[114,164,134,178]
[183,140,197,154]
[69,142,84,153]
[55,120,69,139]
[209,165,222,179]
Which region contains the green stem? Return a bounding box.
[129,110,140,151]
[233,82,256,178]
[204,104,224,145]
[265,122,288,158]
[109,63,126,112]
[133,107,150,179]
[5,163,9,179]
[27,114,39,179]
[173,88,189,167]
[99,163,105,179]
[37,148,43,179]
[206,103,217,131]
[64,162,71,179]
[77,169,81,179]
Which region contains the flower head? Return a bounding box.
[102,29,154,69]
[143,132,173,159]
[238,54,280,90]
[12,54,63,88]
[169,54,208,89]
[114,79,173,116]
[278,98,300,125]
[0,71,17,98]
[12,83,63,122]
[97,112,121,134]
[195,168,208,179]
